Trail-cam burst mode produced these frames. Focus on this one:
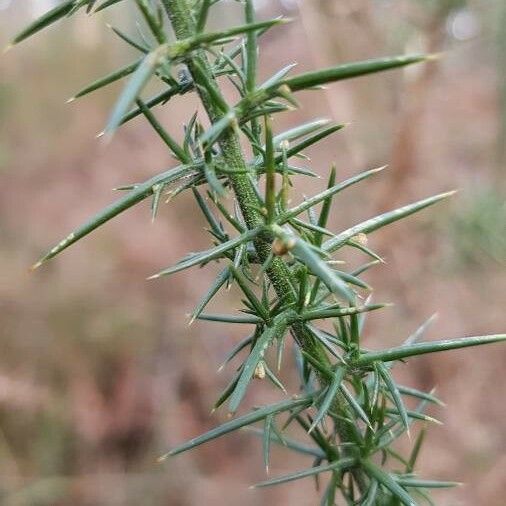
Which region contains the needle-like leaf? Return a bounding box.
[272,119,331,149]
[396,478,460,489]
[111,83,193,130]
[162,393,315,458]
[8,0,75,46]
[105,47,166,136]
[245,427,325,458]
[407,427,426,473]
[281,54,430,93]
[230,266,270,321]
[350,260,381,277]
[218,334,253,372]
[199,112,236,148]
[264,364,287,394]
[404,314,438,346]
[281,124,346,161]
[149,227,262,279]
[190,267,230,324]
[263,414,273,472]
[287,236,355,303]
[212,369,242,412]
[357,334,506,366]
[279,166,386,224]
[204,161,227,198]
[361,480,379,506]
[301,303,387,322]
[107,24,149,53]
[94,0,125,12]
[229,314,288,414]
[340,384,372,429]
[309,366,347,432]
[398,386,444,407]
[192,18,288,49]
[69,59,142,102]
[376,399,431,450]
[377,362,410,433]
[361,460,416,506]
[315,165,336,243]
[323,191,456,253]
[135,0,166,44]
[252,457,356,488]
[32,164,193,269]
[244,0,258,93]
[196,0,212,32]
[150,183,165,221]
[197,313,262,324]
[386,408,441,425]
[259,63,298,90]
[136,99,190,163]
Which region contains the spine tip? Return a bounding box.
[426,52,444,62]
[30,260,43,271]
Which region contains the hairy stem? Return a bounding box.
[164,0,363,484]
[164,0,322,355]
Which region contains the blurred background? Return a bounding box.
[0,0,505,504]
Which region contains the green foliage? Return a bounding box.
[12,1,505,504]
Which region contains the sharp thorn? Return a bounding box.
[30,260,43,271]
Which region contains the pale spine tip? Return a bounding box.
[30,260,44,271]
[426,52,444,61]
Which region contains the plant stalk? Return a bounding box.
[164,0,364,487]
[164,0,324,359]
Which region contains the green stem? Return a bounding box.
[164,0,362,486]
[163,0,316,350]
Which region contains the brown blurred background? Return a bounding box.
[0,0,505,504]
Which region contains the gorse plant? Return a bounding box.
[10,1,505,504]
